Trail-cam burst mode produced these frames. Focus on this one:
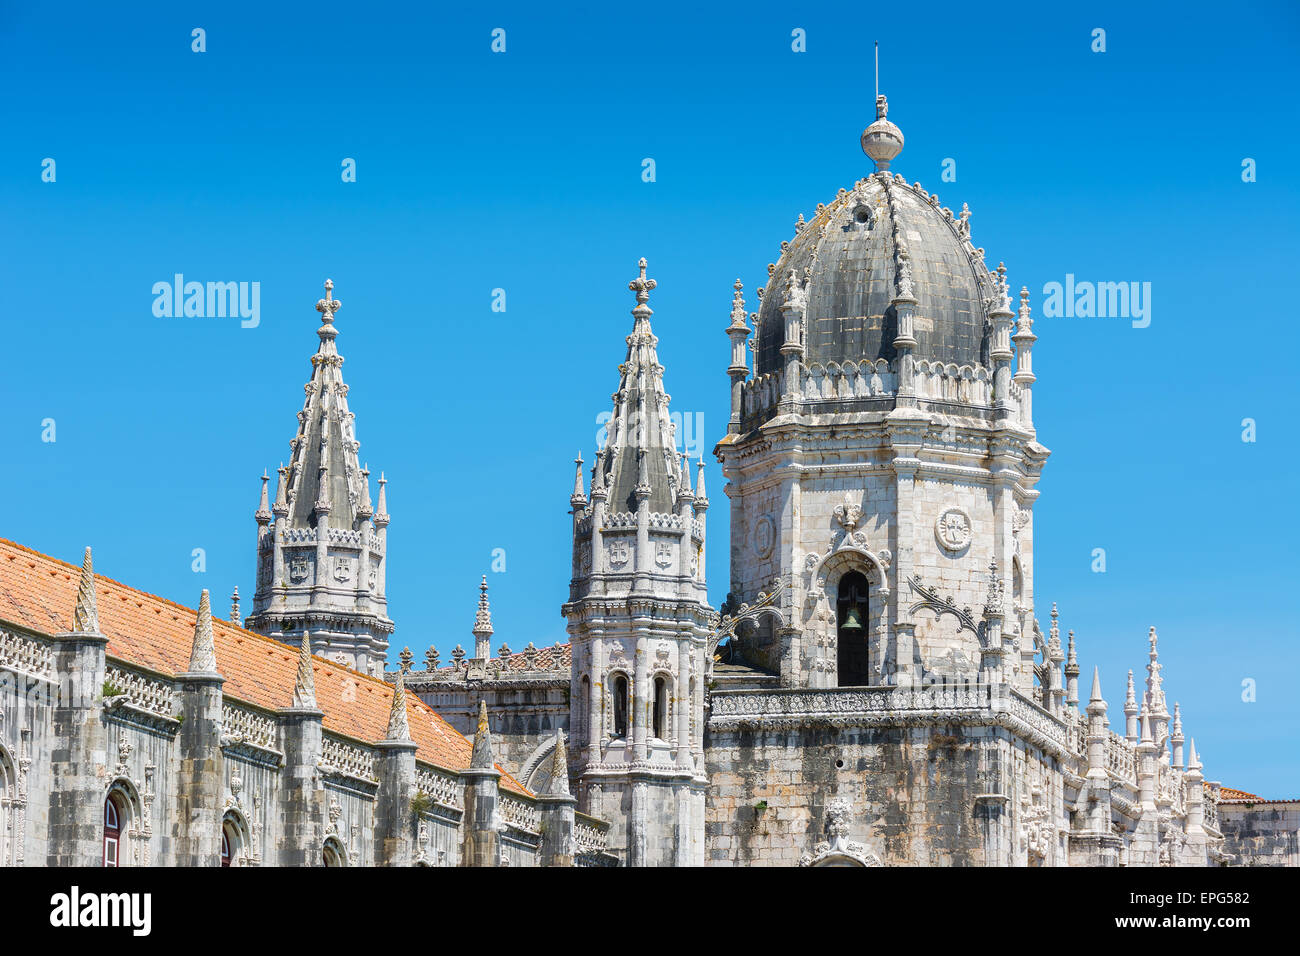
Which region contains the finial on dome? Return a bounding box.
[315,278,341,343]
[861,93,904,172]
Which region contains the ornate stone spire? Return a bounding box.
[470,699,494,770]
[229,587,240,624]
[472,575,493,660]
[1187,737,1201,772]
[728,278,748,329]
[596,258,682,514]
[1124,669,1139,742]
[292,631,317,709]
[246,279,393,674]
[1089,666,1104,706]
[385,667,411,742]
[1145,625,1167,716]
[72,546,100,634]
[695,455,708,505]
[548,728,570,797]
[188,589,218,674]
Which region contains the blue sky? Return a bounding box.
[2,1,1298,794]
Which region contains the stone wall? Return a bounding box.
[1220,803,1300,866]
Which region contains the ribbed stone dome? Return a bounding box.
[754,173,994,376]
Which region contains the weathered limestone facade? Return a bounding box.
[0,543,615,868]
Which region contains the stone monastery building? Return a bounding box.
[0,97,1293,868]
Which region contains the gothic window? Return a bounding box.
[652,676,668,740]
[612,673,629,738]
[103,794,124,868]
[221,813,244,867]
[323,838,345,867]
[836,570,872,687]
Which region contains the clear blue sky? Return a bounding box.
[2,2,1297,794]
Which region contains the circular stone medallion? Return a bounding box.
[934,506,973,552]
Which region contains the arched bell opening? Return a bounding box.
[836,570,872,687]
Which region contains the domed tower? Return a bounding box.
[562,259,712,866]
[716,96,1049,691]
[244,280,394,676]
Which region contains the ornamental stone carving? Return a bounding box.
[288,553,311,584]
[833,495,863,533]
[799,798,881,867]
[935,507,972,552]
[655,541,673,568]
[333,556,352,583]
[608,538,630,568]
[753,514,776,558]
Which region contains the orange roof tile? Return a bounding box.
[1218,786,1299,804]
[0,538,526,794]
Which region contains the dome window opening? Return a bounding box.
[852,204,873,227]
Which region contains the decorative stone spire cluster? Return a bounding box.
[72,547,99,634]
[472,576,494,660]
[245,280,393,676]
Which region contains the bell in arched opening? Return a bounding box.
[836,571,872,687]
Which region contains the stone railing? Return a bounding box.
[913,360,991,406]
[105,664,176,718]
[281,527,317,544]
[603,512,638,531]
[1007,691,1072,753]
[691,518,704,540]
[327,528,363,547]
[1106,732,1138,783]
[415,763,463,811]
[800,360,897,404]
[320,734,377,782]
[1203,785,1220,831]
[500,794,541,834]
[574,813,610,852]
[647,512,685,532]
[741,369,783,417]
[711,683,992,722]
[221,703,280,754]
[0,627,54,681]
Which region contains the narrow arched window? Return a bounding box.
[612,673,629,738]
[103,795,123,867]
[580,675,591,743]
[221,828,232,867]
[323,839,344,867]
[653,676,667,739]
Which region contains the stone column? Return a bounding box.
[278,631,325,866]
[537,731,576,867]
[174,590,225,868]
[47,549,110,866]
[461,700,501,867]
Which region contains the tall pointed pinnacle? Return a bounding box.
[470,698,495,770]
[1090,666,1104,704]
[548,728,570,797]
[374,472,389,525]
[255,471,272,524]
[695,454,708,504]
[1139,710,1153,746]
[571,452,587,507]
[188,589,218,674]
[385,666,411,742]
[472,575,494,659]
[597,258,680,514]
[1187,738,1201,772]
[1146,625,1167,716]
[1126,670,1138,708]
[72,546,100,634]
[292,630,318,709]
[229,587,241,624]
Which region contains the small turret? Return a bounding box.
[472,576,494,661]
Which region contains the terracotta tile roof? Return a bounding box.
[1218,786,1300,804]
[0,537,526,794]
